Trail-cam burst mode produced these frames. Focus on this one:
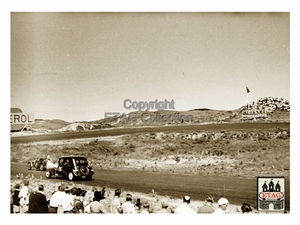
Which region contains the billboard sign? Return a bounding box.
[10,113,34,124]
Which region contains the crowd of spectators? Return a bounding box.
[10,179,254,214]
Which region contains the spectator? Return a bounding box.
[48,185,65,213]
[82,188,94,213]
[121,194,136,214]
[99,186,111,212]
[241,203,252,213]
[89,191,108,213]
[155,201,170,214]
[135,198,141,212]
[62,186,75,213]
[197,195,215,214]
[110,189,122,213]
[18,179,30,213]
[71,187,77,199]
[140,201,150,214]
[100,186,109,199]
[12,184,21,213]
[212,197,229,214]
[28,184,48,213]
[10,185,13,213]
[174,196,196,214]
[73,188,84,213]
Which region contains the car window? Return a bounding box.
[59,159,64,166]
[74,158,88,166]
[64,159,70,166]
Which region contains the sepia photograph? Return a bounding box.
[4,0,299,223]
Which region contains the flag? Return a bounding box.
[246,87,250,93]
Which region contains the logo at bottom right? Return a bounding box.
[257,177,285,212]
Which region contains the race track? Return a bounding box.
[10,163,290,211]
[10,122,290,211]
[11,122,289,144]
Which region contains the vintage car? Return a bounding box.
[27,158,48,171]
[45,155,94,181]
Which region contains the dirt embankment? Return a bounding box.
[11,127,290,179]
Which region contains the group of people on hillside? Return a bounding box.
[10,179,253,214]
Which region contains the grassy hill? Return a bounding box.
[23,96,289,132]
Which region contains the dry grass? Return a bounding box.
[11,128,290,179]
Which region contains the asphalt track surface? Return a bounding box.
[11,122,289,144]
[10,163,290,211]
[11,122,290,210]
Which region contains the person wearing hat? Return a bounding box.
[174,196,196,214]
[212,197,229,214]
[197,195,215,214]
[62,186,75,213]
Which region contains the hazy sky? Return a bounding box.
[11,12,290,122]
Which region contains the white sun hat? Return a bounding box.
[218,197,229,205]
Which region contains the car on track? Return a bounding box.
[27,158,48,171]
[45,155,94,181]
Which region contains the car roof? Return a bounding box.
[58,155,87,159]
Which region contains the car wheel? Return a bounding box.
[40,164,45,171]
[45,171,51,178]
[79,166,90,176]
[68,172,74,181]
[27,162,32,170]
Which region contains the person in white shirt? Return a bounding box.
[110,189,122,213]
[212,197,229,214]
[62,186,75,213]
[18,179,30,213]
[174,196,196,214]
[49,185,65,213]
[121,194,136,214]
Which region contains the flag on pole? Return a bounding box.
[246,87,250,93]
